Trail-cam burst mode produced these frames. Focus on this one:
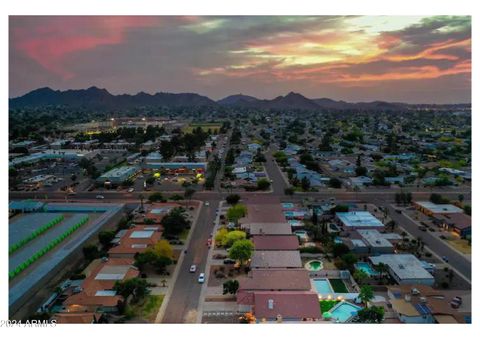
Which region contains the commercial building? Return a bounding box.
[9,202,125,317]
[96,166,140,185]
[413,201,463,216]
[369,254,435,286]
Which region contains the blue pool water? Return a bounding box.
[313,279,333,294]
[355,262,379,277]
[282,203,294,209]
[330,302,363,322]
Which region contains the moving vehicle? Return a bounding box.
[127,188,135,193]
[189,265,197,273]
[205,202,210,206]
[96,195,105,199]
[442,256,449,262]
[198,273,205,283]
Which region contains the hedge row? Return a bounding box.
[9,216,89,280]
[9,215,65,254]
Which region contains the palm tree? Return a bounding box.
[359,286,374,307]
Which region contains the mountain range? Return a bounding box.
[9,87,470,112]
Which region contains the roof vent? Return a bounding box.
[268,299,274,310]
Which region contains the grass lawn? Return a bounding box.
[179,228,190,241]
[126,294,165,322]
[446,238,471,254]
[319,300,339,313]
[329,279,348,293]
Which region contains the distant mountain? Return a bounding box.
[10,86,470,112]
[217,94,261,107]
[9,86,217,110]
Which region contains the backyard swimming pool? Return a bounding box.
[281,202,294,209]
[355,262,379,277]
[312,278,333,294]
[329,301,363,322]
[294,230,308,241]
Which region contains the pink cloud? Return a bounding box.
[13,16,159,79]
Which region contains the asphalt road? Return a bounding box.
[162,199,219,323]
[384,203,471,282]
[8,149,472,322]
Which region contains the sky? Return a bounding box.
[9,16,471,103]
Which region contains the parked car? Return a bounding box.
[198,273,205,283]
[96,195,105,199]
[442,256,449,262]
[189,265,197,273]
[223,259,236,265]
[205,202,210,206]
[127,188,135,193]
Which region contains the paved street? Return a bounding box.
[8,148,472,322]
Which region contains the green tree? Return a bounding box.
[148,192,164,202]
[226,194,241,205]
[358,285,374,306]
[353,269,369,285]
[332,243,350,258]
[329,177,342,188]
[228,239,254,266]
[82,244,100,261]
[162,207,190,236]
[356,306,384,323]
[224,230,247,247]
[227,204,248,225]
[98,230,116,247]
[284,187,294,195]
[114,277,150,304]
[222,279,240,295]
[256,178,271,190]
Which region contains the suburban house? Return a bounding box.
[251,251,302,269]
[413,201,463,216]
[108,226,162,258]
[369,254,435,286]
[252,235,299,251]
[433,213,471,239]
[387,285,470,324]
[63,258,140,313]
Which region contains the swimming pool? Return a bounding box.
[282,202,294,209]
[355,262,379,277]
[312,278,333,294]
[329,301,363,322]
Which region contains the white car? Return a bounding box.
[205,202,210,206]
[198,273,205,283]
[96,195,105,199]
[189,265,197,273]
[127,188,135,193]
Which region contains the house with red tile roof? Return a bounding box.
[108,225,162,258]
[63,258,139,313]
[251,291,321,322]
[252,235,299,251]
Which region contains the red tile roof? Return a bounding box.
[108,225,162,257]
[252,235,299,250]
[253,291,320,320]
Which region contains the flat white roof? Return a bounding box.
[415,201,463,214]
[337,211,384,228]
[130,230,154,239]
[357,229,394,248]
[369,254,434,281]
[95,265,131,280]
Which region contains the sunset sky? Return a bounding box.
[9,16,471,103]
